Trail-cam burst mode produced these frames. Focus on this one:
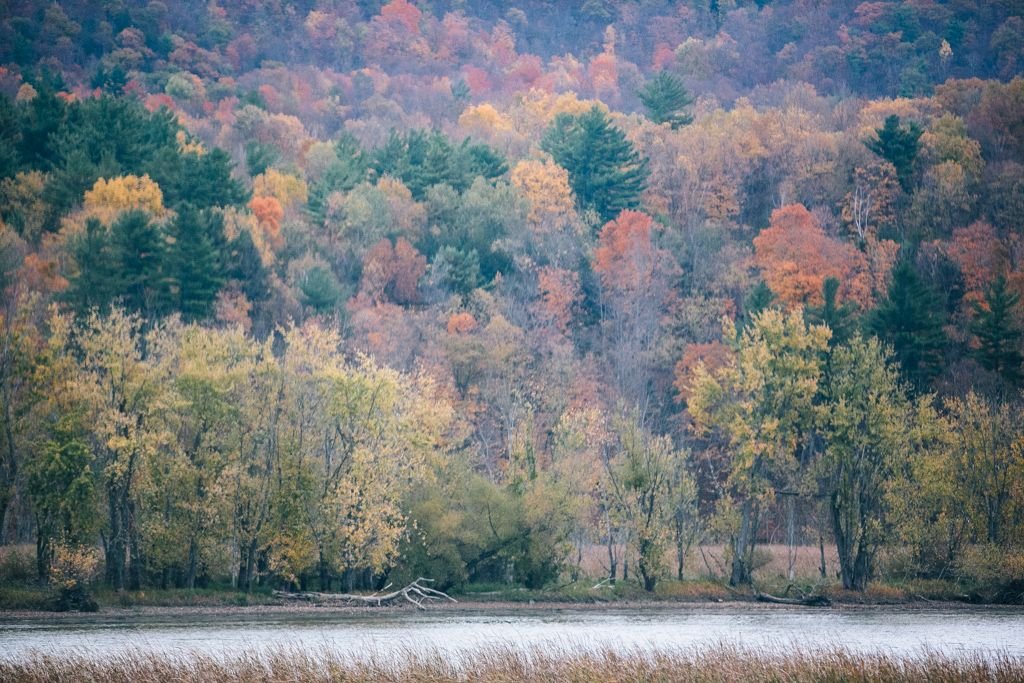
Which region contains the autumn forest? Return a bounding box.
[1,0,1023,607]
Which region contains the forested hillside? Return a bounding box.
[1,0,1023,601]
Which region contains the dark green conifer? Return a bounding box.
[108,209,166,315]
[971,275,1023,386]
[63,218,118,315]
[165,207,225,321]
[865,115,922,193]
[541,105,649,223]
[807,277,857,348]
[868,261,946,392]
[638,71,694,129]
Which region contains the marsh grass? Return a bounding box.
[2,644,1022,682]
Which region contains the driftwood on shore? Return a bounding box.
[753,585,831,607]
[273,578,457,609]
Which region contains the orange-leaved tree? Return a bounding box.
[753,204,872,310]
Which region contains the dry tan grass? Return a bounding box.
[2,645,1021,683]
[575,543,840,582]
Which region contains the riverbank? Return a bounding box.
[1,576,1019,618]
[2,644,1022,683]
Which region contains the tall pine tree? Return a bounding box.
[165,207,225,321]
[868,261,946,392]
[638,71,694,129]
[541,105,649,223]
[63,217,118,315]
[971,275,1023,386]
[865,115,922,193]
[807,277,857,348]
[108,209,166,316]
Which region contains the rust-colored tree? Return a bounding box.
[753,204,872,310]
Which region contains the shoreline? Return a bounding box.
[3,597,1022,621]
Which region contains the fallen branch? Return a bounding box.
[274,578,457,610]
[754,589,831,607]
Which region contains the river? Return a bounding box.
[2,605,1022,662]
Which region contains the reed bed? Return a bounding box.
[3,644,1022,683]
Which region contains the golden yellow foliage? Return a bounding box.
[175,129,206,156]
[509,158,577,233]
[83,174,166,220]
[458,102,513,133]
[252,168,308,209]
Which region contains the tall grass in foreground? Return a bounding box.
[3,645,1023,682]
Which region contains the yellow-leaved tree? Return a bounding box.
[688,308,830,586]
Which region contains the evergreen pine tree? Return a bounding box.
[638,71,694,129]
[807,277,857,348]
[299,266,342,313]
[865,115,922,193]
[541,105,649,223]
[226,229,271,306]
[431,246,481,297]
[108,209,166,315]
[868,261,946,392]
[150,147,247,211]
[245,141,278,178]
[165,207,225,321]
[63,218,118,315]
[971,275,1023,386]
[373,130,507,200]
[307,134,370,225]
[740,280,775,332]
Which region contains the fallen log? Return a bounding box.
[754,590,831,607]
[273,578,457,609]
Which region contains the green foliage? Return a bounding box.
[164,208,225,321]
[108,209,166,315]
[63,218,119,314]
[299,265,342,313]
[970,275,1023,386]
[868,261,947,393]
[541,106,649,223]
[401,467,571,590]
[24,415,99,572]
[244,141,279,178]
[373,130,507,200]
[807,277,857,348]
[819,336,912,590]
[307,134,370,225]
[638,71,694,129]
[149,147,248,211]
[865,115,923,193]
[603,413,686,592]
[430,246,481,296]
[43,97,179,219]
[0,97,21,179]
[688,308,830,586]
[423,178,523,281]
[225,229,270,305]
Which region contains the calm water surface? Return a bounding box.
[2,606,1023,662]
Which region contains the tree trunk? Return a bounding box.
[785,494,797,581]
[128,499,142,591]
[638,537,657,592]
[106,492,125,591]
[818,533,827,579]
[35,528,49,582]
[318,551,331,592]
[241,538,257,593]
[730,498,754,586]
[605,508,617,584]
[676,526,685,582]
[186,537,198,590]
